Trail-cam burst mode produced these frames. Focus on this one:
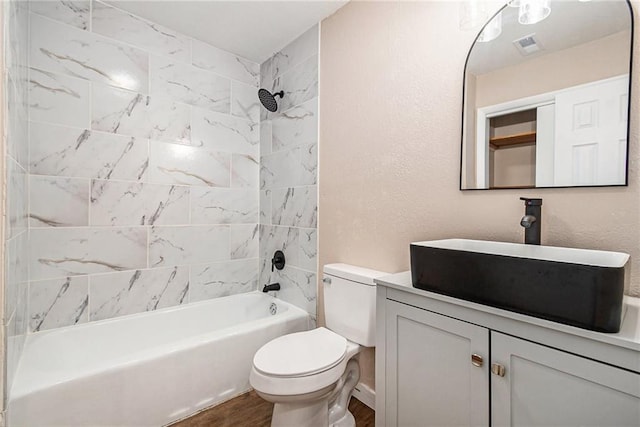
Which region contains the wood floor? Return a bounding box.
[171,390,375,427]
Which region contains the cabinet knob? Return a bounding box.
[471,353,483,367]
[491,363,506,377]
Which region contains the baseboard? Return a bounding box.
[352,382,375,410]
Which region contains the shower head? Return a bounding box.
[258,88,284,112]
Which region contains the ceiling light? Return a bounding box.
[477,12,502,43]
[459,1,489,31]
[519,0,551,25]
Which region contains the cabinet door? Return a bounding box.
[491,331,640,426]
[385,300,489,427]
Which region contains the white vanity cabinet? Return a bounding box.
[491,332,640,426]
[376,272,640,427]
[385,300,489,426]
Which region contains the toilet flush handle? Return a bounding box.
[322,277,332,285]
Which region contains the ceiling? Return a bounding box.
[467,0,632,75]
[105,0,348,63]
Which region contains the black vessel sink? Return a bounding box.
[410,239,629,333]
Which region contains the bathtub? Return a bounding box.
[8,292,311,426]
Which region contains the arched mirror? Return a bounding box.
[461,0,633,190]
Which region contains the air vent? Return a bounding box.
[513,33,544,56]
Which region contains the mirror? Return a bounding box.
[461,0,633,190]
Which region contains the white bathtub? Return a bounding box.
[8,292,311,426]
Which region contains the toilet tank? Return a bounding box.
[323,264,389,347]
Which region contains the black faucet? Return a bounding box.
[262,283,281,292]
[520,197,542,245]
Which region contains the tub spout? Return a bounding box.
[262,283,281,292]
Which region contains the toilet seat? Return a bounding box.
[250,328,360,396]
[254,328,347,378]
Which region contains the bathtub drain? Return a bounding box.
[269,303,277,315]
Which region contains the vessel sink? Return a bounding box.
[410,239,629,333]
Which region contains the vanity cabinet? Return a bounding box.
[376,274,640,427]
[385,301,489,426]
[491,332,640,426]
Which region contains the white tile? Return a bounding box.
[29,227,148,281]
[150,56,230,113]
[7,113,28,169]
[300,143,318,186]
[149,225,230,267]
[299,228,318,272]
[231,154,259,188]
[30,13,148,92]
[272,97,318,152]
[260,147,299,190]
[7,0,29,70]
[259,261,316,316]
[5,233,28,320]
[259,225,299,267]
[29,68,90,129]
[230,224,258,260]
[30,176,89,227]
[190,187,259,224]
[260,120,272,156]
[89,267,189,321]
[231,81,260,123]
[270,25,318,80]
[92,1,191,62]
[192,39,259,86]
[29,276,89,332]
[260,56,273,89]
[260,143,316,189]
[149,141,231,187]
[29,122,149,181]
[190,259,258,302]
[92,85,190,143]
[30,1,90,30]
[277,267,317,316]
[7,71,28,167]
[260,189,271,225]
[271,186,317,228]
[90,180,189,226]
[266,55,318,116]
[7,158,27,238]
[191,107,259,156]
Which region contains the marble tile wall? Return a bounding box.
[4,0,30,403]
[26,0,262,334]
[259,26,319,318]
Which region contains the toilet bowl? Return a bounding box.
[250,264,388,427]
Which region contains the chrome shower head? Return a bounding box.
[258,88,284,112]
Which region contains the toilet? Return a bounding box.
[250,263,387,427]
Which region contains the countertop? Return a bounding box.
[375,271,640,353]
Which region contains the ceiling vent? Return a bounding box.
[513,33,544,56]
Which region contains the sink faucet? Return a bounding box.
[520,197,542,245]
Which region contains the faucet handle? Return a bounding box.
[520,197,542,206]
[271,250,285,272]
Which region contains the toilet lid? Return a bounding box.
[253,327,347,377]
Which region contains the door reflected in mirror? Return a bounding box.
[461,0,633,190]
